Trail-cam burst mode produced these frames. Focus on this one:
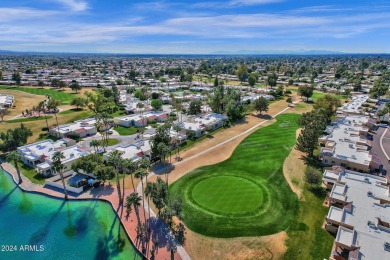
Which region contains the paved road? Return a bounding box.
[371,127,390,174]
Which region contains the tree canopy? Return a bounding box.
[298,85,314,101]
[0,124,32,152]
[253,96,269,115]
[188,100,202,115]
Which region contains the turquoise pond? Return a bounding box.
[0,168,142,260]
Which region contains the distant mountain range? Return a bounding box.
[0,49,388,56]
[211,49,345,55]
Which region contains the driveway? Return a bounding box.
[371,126,390,174]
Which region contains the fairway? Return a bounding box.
[0,86,78,104]
[170,114,300,237]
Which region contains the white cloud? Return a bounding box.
[52,0,88,11]
[228,0,283,6]
[0,8,59,22]
[193,0,282,8]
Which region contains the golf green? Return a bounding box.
[191,176,263,214]
[170,114,300,237]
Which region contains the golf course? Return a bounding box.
[170,114,301,237]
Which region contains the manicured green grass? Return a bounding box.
[99,138,119,146]
[284,186,334,259]
[0,86,77,104]
[115,126,140,136]
[170,114,300,237]
[65,110,93,123]
[192,176,263,214]
[6,116,53,123]
[20,163,46,185]
[290,89,348,102]
[59,108,83,115]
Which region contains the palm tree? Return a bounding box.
[173,124,182,160]
[125,195,133,219]
[52,151,68,200]
[5,151,23,184]
[107,150,123,204]
[123,158,136,190]
[47,99,61,138]
[135,160,149,224]
[157,143,171,184]
[128,192,145,252]
[144,182,154,227]
[136,102,145,116]
[90,139,100,154]
[38,101,50,132]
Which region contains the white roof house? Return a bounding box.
[318,114,381,173]
[193,113,228,130]
[325,170,390,260]
[103,140,151,163]
[49,118,99,138]
[114,114,148,127]
[337,95,369,115]
[0,94,14,108]
[17,139,89,176]
[175,121,205,138]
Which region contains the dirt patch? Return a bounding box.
[282,128,306,199]
[0,89,46,120]
[184,230,288,260]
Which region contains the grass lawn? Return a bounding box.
[284,185,334,259]
[289,88,348,102]
[59,108,83,115]
[65,110,93,123]
[6,116,53,123]
[20,163,46,185]
[110,110,126,117]
[0,86,78,104]
[115,126,140,136]
[170,114,300,237]
[99,138,119,146]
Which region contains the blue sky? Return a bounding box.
[1,0,390,53]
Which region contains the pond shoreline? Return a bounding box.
[1,162,174,260]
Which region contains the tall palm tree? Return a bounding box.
[52,151,68,200]
[135,160,149,224]
[125,195,133,218]
[90,140,100,154]
[173,124,182,160]
[136,102,144,116]
[38,101,50,132]
[157,143,171,184]
[47,99,61,138]
[128,192,145,251]
[123,158,136,190]
[144,182,154,227]
[5,151,23,184]
[107,150,123,204]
